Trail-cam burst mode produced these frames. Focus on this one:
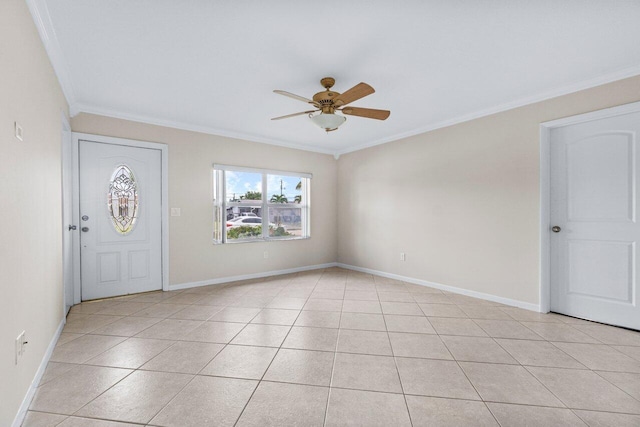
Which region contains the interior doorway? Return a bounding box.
[541,102,640,330]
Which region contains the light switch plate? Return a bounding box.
[15,122,23,141]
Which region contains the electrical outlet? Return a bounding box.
[263,251,269,259]
[15,331,26,364]
[400,252,406,261]
[170,208,181,217]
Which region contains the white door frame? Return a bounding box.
[539,100,640,314]
[71,132,169,303]
[61,113,73,313]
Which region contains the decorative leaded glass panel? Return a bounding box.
[108,165,139,235]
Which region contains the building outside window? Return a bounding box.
[213,165,311,243]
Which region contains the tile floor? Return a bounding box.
[23,268,640,426]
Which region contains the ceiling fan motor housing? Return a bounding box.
[313,77,341,113]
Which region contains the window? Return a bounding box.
[108,164,139,235]
[213,165,311,243]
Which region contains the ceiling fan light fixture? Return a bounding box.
[309,112,346,132]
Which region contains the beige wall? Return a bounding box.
[71,114,338,286]
[0,0,69,424]
[3,0,640,421]
[337,75,640,306]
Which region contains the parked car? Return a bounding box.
[225,217,244,227]
[227,217,262,228]
[239,212,257,217]
[226,217,283,230]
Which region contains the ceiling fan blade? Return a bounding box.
[333,82,375,106]
[271,110,317,120]
[273,90,315,104]
[341,107,390,120]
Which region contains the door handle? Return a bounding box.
[68,225,77,231]
[551,226,561,233]
[81,227,90,232]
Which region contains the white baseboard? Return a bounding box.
[337,263,541,312]
[168,261,540,312]
[12,317,66,427]
[168,262,339,291]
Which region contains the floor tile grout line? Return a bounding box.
[57,412,149,426]
[546,339,640,372]
[323,280,345,427]
[439,332,502,426]
[45,268,640,425]
[190,283,293,379]
[590,370,640,404]
[569,408,593,426]
[567,407,640,417]
[141,370,199,425]
[491,336,588,370]
[80,279,290,426]
[519,364,580,410]
[78,349,636,373]
[484,403,507,427]
[379,289,415,427]
[231,273,327,426]
[64,366,138,421]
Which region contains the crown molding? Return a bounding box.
[25,0,77,107]
[28,0,640,158]
[76,63,640,159]
[72,102,336,156]
[334,64,640,157]
[72,56,640,161]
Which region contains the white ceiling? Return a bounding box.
[32,0,640,155]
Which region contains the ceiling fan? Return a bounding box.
[272,77,390,132]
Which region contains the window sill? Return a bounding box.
[213,236,310,245]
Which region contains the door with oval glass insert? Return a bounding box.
[79,140,162,300]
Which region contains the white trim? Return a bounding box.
[161,139,169,292]
[61,112,73,313]
[542,100,640,128]
[25,0,77,107]
[61,111,71,132]
[335,65,640,156]
[169,261,540,310]
[71,103,336,156]
[337,263,541,312]
[26,0,640,157]
[213,164,312,179]
[168,263,337,291]
[11,318,65,427]
[72,62,640,158]
[71,132,81,304]
[539,125,551,313]
[71,132,170,299]
[539,100,640,316]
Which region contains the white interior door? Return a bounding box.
[550,111,640,330]
[79,139,162,300]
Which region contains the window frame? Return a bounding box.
[213,164,311,244]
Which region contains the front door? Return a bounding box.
[79,139,162,300]
[550,110,640,330]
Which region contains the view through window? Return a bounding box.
[213,166,310,243]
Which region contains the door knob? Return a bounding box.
[68,225,77,231]
[81,227,90,232]
[551,226,561,233]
